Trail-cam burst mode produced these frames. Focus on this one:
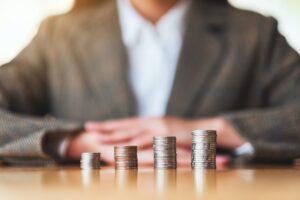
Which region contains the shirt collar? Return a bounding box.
[117,0,191,47]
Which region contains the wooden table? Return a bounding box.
[0,166,300,200]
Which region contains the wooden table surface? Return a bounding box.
[0,165,300,200]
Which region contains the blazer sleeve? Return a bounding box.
[223,18,300,162]
[0,18,83,165]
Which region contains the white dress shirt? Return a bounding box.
[117,0,191,117]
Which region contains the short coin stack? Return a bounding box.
[153,136,177,169]
[80,152,101,170]
[114,146,138,170]
[191,130,217,169]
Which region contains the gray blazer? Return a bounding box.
[0,0,299,165]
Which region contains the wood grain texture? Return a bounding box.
[0,166,300,200]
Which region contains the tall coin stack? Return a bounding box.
[153,136,177,169]
[114,146,138,170]
[80,152,101,170]
[191,130,217,169]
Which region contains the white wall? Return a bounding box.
[0,0,299,65]
[230,0,300,53]
[0,0,73,65]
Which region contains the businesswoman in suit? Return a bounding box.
[0,0,299,166]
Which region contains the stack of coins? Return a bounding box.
[114,146,138,170]
[153,136,177,169]
[191,130,217,169]
[80,152,101,170]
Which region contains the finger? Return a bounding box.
[85,122,118,132]
[177,148,191,167]
[85,118,140,132]
[137,149,153,166]
[96,144,115,164]
[85,122,108,132]
[83,131,118,142]
[216,155,230,169]
[82,131,110,143]
[129,133,153,149]
[175,141,191,150]
[97,129,143,144]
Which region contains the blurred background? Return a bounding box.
[0,0,300,65]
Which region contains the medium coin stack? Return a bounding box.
[80,152,101,170]
[153,136,177,169]
[114,146,138,170]
[192,130,217,169]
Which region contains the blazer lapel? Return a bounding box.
[73,1,136,119]
[167,1,229,117]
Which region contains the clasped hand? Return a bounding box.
[67,117,246,167]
